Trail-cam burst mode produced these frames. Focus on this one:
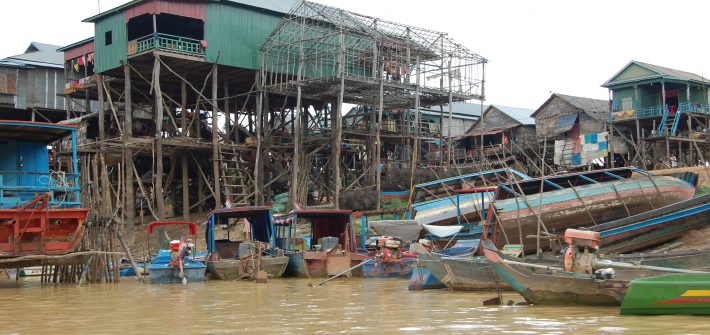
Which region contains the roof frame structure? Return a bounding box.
[259,0,486,108]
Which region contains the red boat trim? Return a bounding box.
[654,297,710,305]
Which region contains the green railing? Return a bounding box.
[130,33,204,57]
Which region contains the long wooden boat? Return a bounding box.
[586,193,710,253]
[620,273,710,315]
[273,209,366,278]
[146,222,206,284]
[0,121,88,258]
[490,168,695,254]
[482,239,630,305]
[410,169,530,225]
[205,206,289,280]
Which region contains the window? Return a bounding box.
[105,31,113,46]
[622,97,632,111]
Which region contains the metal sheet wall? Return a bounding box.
[205,3,283,70]
[95,12,127,73]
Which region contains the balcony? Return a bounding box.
[128,33,205,58]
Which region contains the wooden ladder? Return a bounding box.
[219,144,252,206]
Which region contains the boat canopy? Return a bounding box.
[0,120,76,143]
[369,220,422,242]
[205,206,275,253]
[148,221,197,235]
[273,209,355,252]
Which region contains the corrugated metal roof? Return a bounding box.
[603,60,709,87]
[1,42,63,69]
[491,105,535,125]
[419,101,487,120]
[84,0,295,22]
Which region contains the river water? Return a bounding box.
[0,278,705,334]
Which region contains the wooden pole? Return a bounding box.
[97,74,105,144]
[124,64,135,241]
[407,56,421,205]
[375,63,384,210]
[255,87,264,205]
[334,30,345,209]
[447,59,454,165]
[181,79,189,220]
[290,18,305,210]
[212,66,222,209]
[154,55,165,220]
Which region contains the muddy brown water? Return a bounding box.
[0,278,706,334]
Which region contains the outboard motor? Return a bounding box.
[563,229,600,274]
[377,236,402,261]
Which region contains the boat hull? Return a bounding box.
[207,256,289,280]
[285,252,366,278]
[494,176,694,253]
[438,255,510,291]
[482,240,629,306]
[0,208,88,256]
[594,194,710,253]
[408,264,445,290]
[621,273,710,315]
[362,258,416,278]
[146,263,206,284]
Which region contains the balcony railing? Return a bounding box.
[128,33,205,57]
[611,102,710,121]
[0,172,81,209]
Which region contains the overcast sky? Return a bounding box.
[3,0,710,110]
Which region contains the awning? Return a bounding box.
[422,224,464,238]
[369,220,422,241]
[555,113,578,134]
[466,127,507,137]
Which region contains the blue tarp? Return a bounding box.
[556,113,579,133]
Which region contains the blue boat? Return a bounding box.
[588,193,710,253]
[408,239,480,290]
[146,221,206,284]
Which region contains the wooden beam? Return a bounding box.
[154,55,165,220]
[123,64,135,238]
[212,66,222,209]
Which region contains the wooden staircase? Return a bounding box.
[219,144,252,206]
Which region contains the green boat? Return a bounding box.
[620,273,710,315]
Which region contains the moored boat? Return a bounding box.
[620,273,710,315]
[490,168,695,254]
[587,193,710,253]
[205,206,289,280]
[146,221,206,284]
[273,208,366,278]
[0,121,88,258]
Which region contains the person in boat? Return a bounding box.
[169,238,191,278]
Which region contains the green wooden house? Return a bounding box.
[603,61,710,168]
[82,0,296,75]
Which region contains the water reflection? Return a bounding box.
[0,278,705,334]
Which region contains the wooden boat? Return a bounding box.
[146,222,206,284]
[490,167,695,254]
[410,169,530,225]
[587,193,710,253]
[363,221,421,279]
[0,121,88,258]
[620,273,710,315]
[205,206,289,280]
[482,239,630,305]
[273,208,367,278]
[408,239,480,290]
